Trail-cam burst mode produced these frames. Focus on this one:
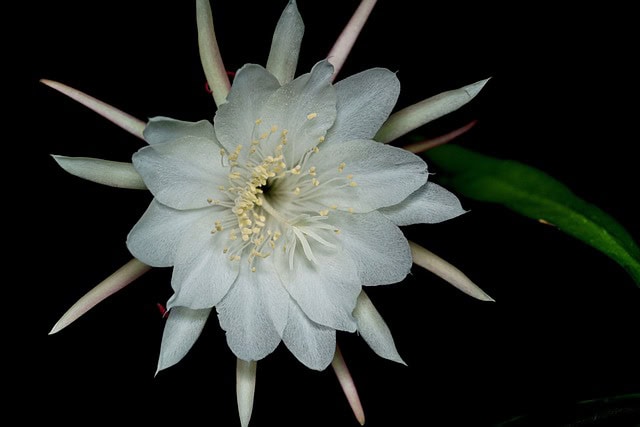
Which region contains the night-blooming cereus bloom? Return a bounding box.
[46,1,492,425]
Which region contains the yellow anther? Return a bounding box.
[251,266,257,273]
[346,174,353,180]
[293,187,301,195]
[230,255,242,261]
[306,112,318,120]
[281,129,289,136]
[223,247,229,254]
[309,167,317,176]
[273,231,282,241]
[218,185,226,191]
[255,118,263,125]
[334,229,341,234]
[207,198,213,204]
[271,125,278,132]
[312,146,320,153]
[291,165,301,175]
[330,204,338,210]
[319,209,329,216]
[338,163,346,172]
[259,132,270,140]
[219,148,226,156]
[350,181,358,187]
[318,136,325,143]
[348,207,354,214]
[312,178,320,186]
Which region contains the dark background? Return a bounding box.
[23,1,639,425]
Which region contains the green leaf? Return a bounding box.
[425,145,640,285]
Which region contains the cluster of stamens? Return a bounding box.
[207,115,357,271]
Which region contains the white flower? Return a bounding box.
[129,58,454,369]
[45,1,493,425]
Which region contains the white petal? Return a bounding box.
[326,68,400,143]
[168,214,240,309]
[266,0,304,85]
[127,200,214,267]
[282,298,336,371]
[40,79,145,140]
[156,307,212,374]
[52,155,146,189]
[409,241,495,302]
[236,359,257,427]
[132,137,227,210]
[353,291,405,364]
[331,210,412,285]
[143,116,215,145]
[196,0,230,106]
[376,78,490,144]
[214,64,282,154]
[327,0,378,80]
[49,259,151,334]
[274,236,360,332]
[260,60,337,164]
[380,182,467,226]
[216,263,283,361]
[314,139,427,212]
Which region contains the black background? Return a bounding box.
[23,1,639,426]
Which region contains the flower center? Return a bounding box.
[207,118,356,272]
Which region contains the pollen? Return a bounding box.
[338,163,346,172]
[306,112,318,120]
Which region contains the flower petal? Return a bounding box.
[326,68,400,143]
[143,116,216,145]
[353,291,405,364]
[266,0,304,85]
[214,64,282,154]
[331,210,412,285]
[409,241,495,302]
[376,78,490,144]
[380,182,467,226]
[236,359,257,427]
[196,0,231,106]
[126,200,214,267]
[52,155,146,189]
[40,79,146,140]
[314,139,427,212]
[282,298,336,371]
[216,263,282,361]
[49,259,151,334]
[132,137,227,210]
[168,214,240,309]
[260,60,337,164]
[156,307,212,374]
[274,235,360,332]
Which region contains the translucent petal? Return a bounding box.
[313,139,427,212]
[380,182,467,226]
[326,68,400,143]
[126,200,214,267]
[266,0,304,85]
[132,137,227,210]
[353,291,405,364]
[376,78,490,144]
[52,155,146,189]
[282,298,336,371]
[216,263,283,361]
[168,214,240,309]
[144,116,215,145]
[156,307,211,373]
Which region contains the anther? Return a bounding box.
[306,112,318,120]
